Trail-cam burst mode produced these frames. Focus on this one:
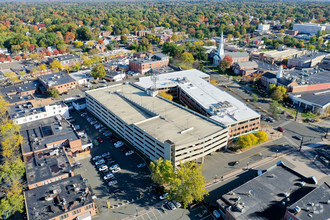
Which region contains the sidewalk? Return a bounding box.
[205,149,292,188]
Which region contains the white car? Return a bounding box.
[92,156,102,161]
[112,167,121,173]
[95,159,105,166]
[108,180,118,186]
[125,150,134,156]
[114,141,124,148]
[98,165,108,171]
[160,193,168,200]
[104,173,114,180]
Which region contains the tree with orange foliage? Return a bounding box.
[97,39,104,44]
[224,55,233,65]
[64,32,75,43]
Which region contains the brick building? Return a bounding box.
[38,72,78,94]
[0,81,38,106]
[24,175,96,220]
[24,147,73,189]
[20,116,92,158]
[232,61,258,76]
[129,53,169,74]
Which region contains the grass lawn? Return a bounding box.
[250,88,267,98]
[277,103,296,115]
[301,112,317,118]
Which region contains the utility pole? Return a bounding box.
[299,137,304,152]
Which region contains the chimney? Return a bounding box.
[276,65,283,79]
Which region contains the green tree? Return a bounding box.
[254,131,268,143]
[150,158,175,188]
[277,85,287,96]
[246,133,258,145]
[310,36,317,44]
[237,135,252,149]
[269,101,281,118]
[268,84,277,94]
[83,59,93,67]
[121,36,128,44]
[218,59,231,73]
[180,52,194,64]
[171,34,179,42]
[46,88,59,98]
[169,161,208,208]
[76,26,93,41]
[150,159,208,208]
[50,60,63,71]
[271,88,283,101]
[252,93,258,103]
[91,63,106,80]
[72,63,81,72]
[74,41,84,48]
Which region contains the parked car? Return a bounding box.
[104,173,114,180]
[102,152,111,158]
[109,164,119,170]
[196,210,208,218]
[160,193,168,200]
[108,180,118,186]
[95,159,105,166]
[165,201,176,210]
[106,160,116,166]
[112,167,121,173]
[267,117,275,122]
[111,188,122,194]
[114,141,124,148]
[213,210,221,219]
[125,150,134,156]
[137,163,146,168]
[97,137,104,143]
[278,126,284,132]
[92,155,102,161]
[98,165,108,171]
[320,156,329,164]
[172,200,181,208]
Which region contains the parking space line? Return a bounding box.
[146,212,152,220]
[152,210,158,219]
[141,214,146,220]
[157,209,163,217]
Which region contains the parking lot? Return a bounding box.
[69,110,159,219]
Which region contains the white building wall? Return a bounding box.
[13,104,69,125]
[293,23,326,35]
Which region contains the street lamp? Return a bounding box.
[246,162,249,170]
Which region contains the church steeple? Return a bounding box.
[218,32,225,59]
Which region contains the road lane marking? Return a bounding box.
[146,212,152,220]
[152,210,158,219]
[284,135,298,147]
[238,148,269,162]
[279,120,292,127]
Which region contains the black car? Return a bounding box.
[105,155,113,161]
[110,188,122,194]
[105,177,117,183]
[106,160,116,166]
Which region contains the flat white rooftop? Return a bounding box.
[136,69,260,125]
[86,83,226,145]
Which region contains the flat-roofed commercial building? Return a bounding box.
[136,70,260,139]
[86,83,228,166]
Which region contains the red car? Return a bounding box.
[278,127,284,132]
[98,137,104,143]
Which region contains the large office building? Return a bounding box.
[86,83,228,166]
[136,70,260,139]
[293,23,327,35]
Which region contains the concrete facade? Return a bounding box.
[86,84,228,166]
